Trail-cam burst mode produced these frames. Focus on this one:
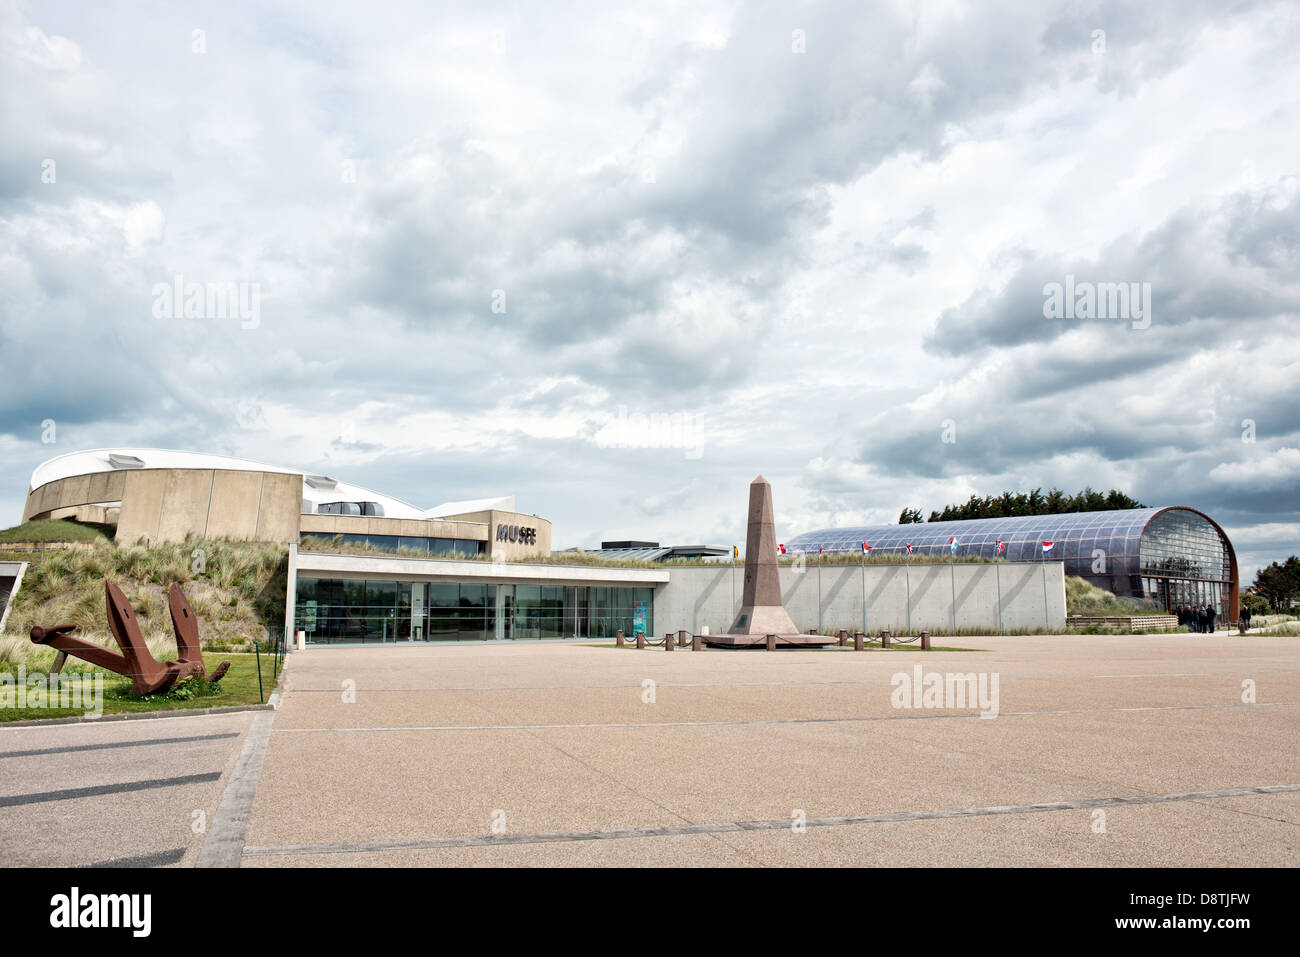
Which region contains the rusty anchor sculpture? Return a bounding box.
[30,581,232,696]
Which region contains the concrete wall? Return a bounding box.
[23,470,127,523]
[652,561,1066,635]
[25,469,552,556]
[445,509,553,561]
[106,468,302,544]
[24,468,303,545]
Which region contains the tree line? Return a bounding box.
[1249,556,1300,613]
[898,487,1146,524]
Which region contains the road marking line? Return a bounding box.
[243,783,1300,856]
[0,772,221,808]
[0,732,240,760]
[271,699,1300,734]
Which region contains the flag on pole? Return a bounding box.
[819,545,824,555]
[1041,541,1055,553]
[995,539,1005,554]
[861,542,871,554]
[905,543,913,554]
[949,536,959,554]
[733,545,739,559]
[778,543,786,555]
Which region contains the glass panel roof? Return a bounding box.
[784,508,1171,572]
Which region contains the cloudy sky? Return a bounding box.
[2,0,1297,582]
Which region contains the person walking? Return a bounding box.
[1207,604,1217,633]
[1242,607,1252,631]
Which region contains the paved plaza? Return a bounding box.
[2,634,1297,867]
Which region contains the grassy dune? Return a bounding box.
[1065,576,1160,617]
[0,518,116,544]
[1,537,287,669]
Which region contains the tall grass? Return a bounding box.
[0,518,116,544]
[1,539,288,663]
[1065,576,1160,617]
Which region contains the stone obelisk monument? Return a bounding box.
[707,476,829,647]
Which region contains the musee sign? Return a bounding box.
[496,523,537,545]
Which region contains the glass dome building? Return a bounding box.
[785,507,1238,622]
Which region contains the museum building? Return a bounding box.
[786,507,1240,622]
[12,451,1240,641]
[20,449,657,643]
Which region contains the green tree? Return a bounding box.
[1251,557,1300,611]
[909,487,1146,523]
[1240,590,1270,617]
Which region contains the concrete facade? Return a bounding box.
[26,467,306,545]
[452,509,553,561]
[284,553,1066,643]
[22,459,551,554]
[297,509,552,561]
[653,561,1067,635]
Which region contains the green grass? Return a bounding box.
[1065,576,1160,617]
[1,538,288,653]
[0,652,283,722]
[0,518,116,544]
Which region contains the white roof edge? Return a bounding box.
[422,495,517,518]
[27,448,430,519]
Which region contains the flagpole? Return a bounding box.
[949,539,957,635]
[994,541,1004,635]
[1041,543,1050,632]
[860,544,867,636]
[731,545,736,619]
[904,545,912,636]
[817,548,823,635]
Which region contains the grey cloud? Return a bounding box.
[926,180,1300,357]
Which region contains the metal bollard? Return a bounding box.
[765,633,776,651]
[880,631,891,648]
[636,631,645,650]
[678,629,687,648]
[838,629,848,647]
[616,629,625,648]
[854,631,863,651]
[665,632,674,652]
[921,631,931,650]
[692,634,701,651]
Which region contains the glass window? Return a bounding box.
[398,537,430,556]
[298,578,657,646]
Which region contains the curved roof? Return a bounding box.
[785,507,1235,582]
[28,448,512,521]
